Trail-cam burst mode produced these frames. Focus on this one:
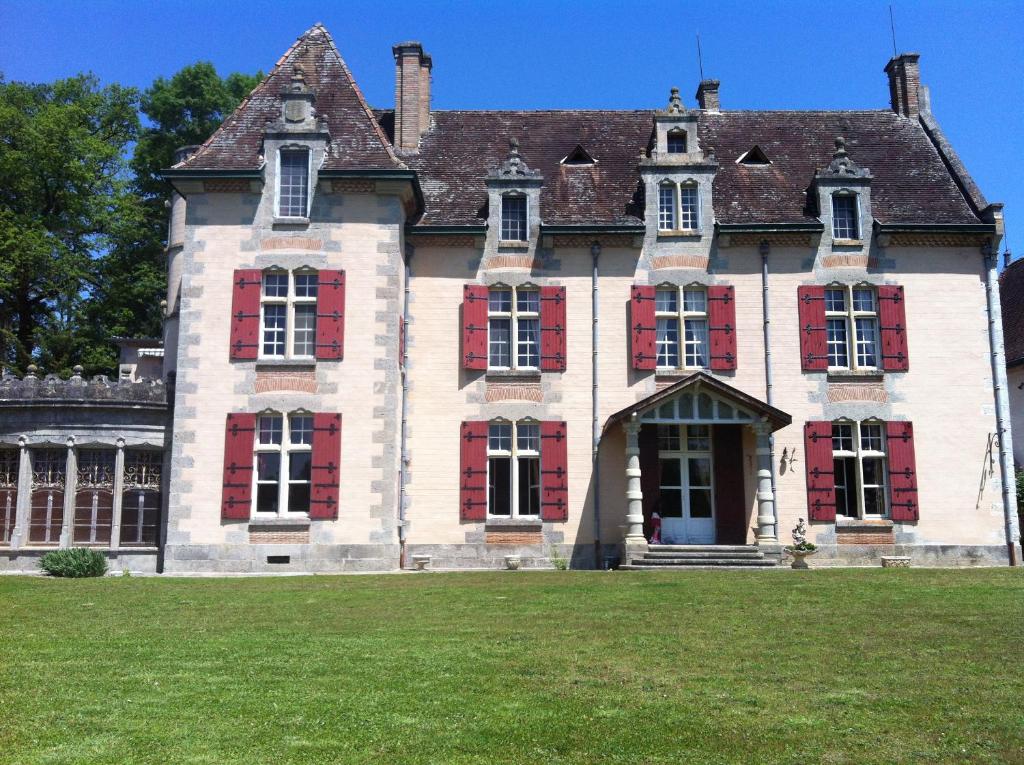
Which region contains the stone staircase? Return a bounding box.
[620,544,779,570]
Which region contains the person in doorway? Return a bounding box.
[650,512,662,545]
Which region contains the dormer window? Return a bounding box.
[278,148,310,218]
[658,184,676,230]
[500,194,528,242]
[667,129,687,154]
[831,192,860,241]
[658,182,700,232]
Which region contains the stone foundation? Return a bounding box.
[0,548,159,574]
[802,543,1016,567]
[404,543,596,570]
[162,543,399,574]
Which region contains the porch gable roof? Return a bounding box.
[602,372,792,434]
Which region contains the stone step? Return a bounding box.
[642,550,765,560]
[629,557,778,568]
[650,545,761,553]
[620,563,781,571]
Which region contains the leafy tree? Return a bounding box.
[0,74,140,374]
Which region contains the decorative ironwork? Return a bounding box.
[124,450,162,491]
[31,449,66,489]
[77,449,115,489]
[0,448,18,488]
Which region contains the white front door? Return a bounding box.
[657,425,715,544]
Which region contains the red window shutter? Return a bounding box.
[886,421,919,521]
[229,270,262,360]
[797,286,828,371]
[541,420,569,521]
[540,286,566,371]
[310,413,342,519]
[707,285,737,371]
[462,285,488,370]
[631,285,657,370]
[460,421,488,520]
[804,421,836,521]
[878,285,909,371]
[221,413,256,520]
[315,270,345,360]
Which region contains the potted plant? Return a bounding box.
[784,518,817,570]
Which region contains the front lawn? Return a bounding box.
[1,569,1021,764]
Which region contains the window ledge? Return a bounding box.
[656,369,704,379]
[255,359,317,369]
[831,239,863,247]
[497,241,529,250]
[827,370,883,381]
[485,518,543,530]
[836,518,894,529]
[486,369,542,380]
[273,216,310,227]
[248,517,311,529]
[657,230,701,239]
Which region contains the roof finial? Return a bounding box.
[833,136,847,159]
[667,87,684,114]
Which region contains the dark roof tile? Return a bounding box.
[1000,258,1024,366]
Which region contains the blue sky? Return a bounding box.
[2,0,1021,252]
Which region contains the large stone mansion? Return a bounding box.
[0,24,1017,572]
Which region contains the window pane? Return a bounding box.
[517,423,540,452]
[257,453,280,482]
[256,484,279,513]
[658,186,675,230]
[659,458,681,487]
[682,289,706,313]
[687,425,711,452]
[855,318,878,368]
[656,318,679,367]
[294,273,318,298]
[684,319,708,368]
[262,305,286,357]
[655,289,678,314]
[259,416,283,445]
[488,289,512,313]
[827,318,849,368]
[517,318,540,368]
[290,415,313,445]
[293,304,316,357]
[287,484,310,513]
[279,150,309,217]
[834,457,857,516]
[518,457,540,516]
[679,187,699,229]
[659,488,683,517]
[852,288,875,312]
[488,423,512,452]
[861,424,884,452]
[501,196,527,241]
[832,195,857,239]
[825,288,846,313]
[516,290,539,313]
[667,131,687,153]
[657,425,681,451]
[289,452,312,481]
[488,318,511,367]
[864,486,886,516]
[832,423,854,452]
[689,489,713,518]
[488,457,512,515]
[263,272,288,298]
[862,457,885,486]
[688,458,712,488]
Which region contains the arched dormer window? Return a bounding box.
[831,190,860,241]
[667,129,688,154]
[277,147,310,218]
[500,192,528,242]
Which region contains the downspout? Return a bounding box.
[982,242,1020,565]
[591,241,603,568]
[760,240,780,539]
[398,245,413,569]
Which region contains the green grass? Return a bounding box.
[1,569,1022,764]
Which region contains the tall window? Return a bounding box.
[655,286,708,369]
[0,448,17,545]
[667,129,687,154]
[488,286,539,369]
[29,449,65,545]
[254,413,313,515]
[278,149,310,218]
[487,421,541,517]
[121,450,161,547]
[73,449,115,545]
[500,195,528,241]
[832,193,859,240]
[832,420,888,518]
[261,270,318,359]
[825,285,878,370]
[657,183,699,231]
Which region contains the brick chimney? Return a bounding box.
[393,41,432,152]
[884,53,921,118]
[695,79,720,111]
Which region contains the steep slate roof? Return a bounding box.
[175,24,402,172]
[1000,258,1024,366]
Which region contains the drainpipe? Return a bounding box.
[398,245,413,569]
[982,242,1020,565]
[760,240,780,539]
[591,241,602,567]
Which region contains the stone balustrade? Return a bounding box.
[0,366,167,407]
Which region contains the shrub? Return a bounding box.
[39,548,108,578]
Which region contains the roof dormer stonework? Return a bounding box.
[814,137,874,249]
[485,139,544,258]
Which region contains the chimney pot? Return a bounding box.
[393,41,432,152]
[696,79,720,111]
[884,52,921,118]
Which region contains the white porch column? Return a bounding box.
[752,420,779,545]
[623,415,647,562]
[10,437,31,548]
[59,437,76,547]
[109,438,126,550]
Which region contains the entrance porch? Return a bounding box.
[603,373,792,567]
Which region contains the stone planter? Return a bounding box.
[411,555,431,571]
[504,555,521,571]
[787,548,817,570]
[881,556,911,568]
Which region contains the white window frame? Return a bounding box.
[260,269,319,361]
[655,285,709,370]
[831,191,860,241]
[253,411,314,517]
[499,193,528,242]
[832,419,889,519]
[486,420,541,519]
[657,181,700,232]
[276,147,311,219]
[656,423,715,523]
[658,184,676,230]
[824,284,878,372]
[487,285,540,371]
